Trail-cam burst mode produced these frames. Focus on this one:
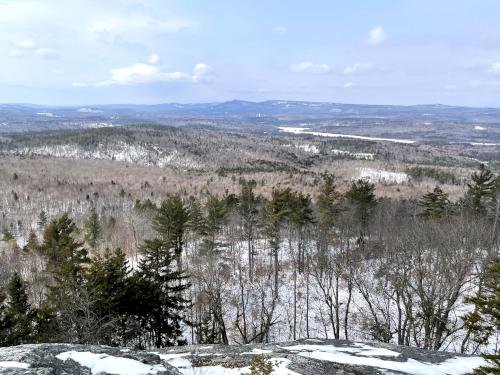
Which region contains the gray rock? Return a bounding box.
[0,339,480,375]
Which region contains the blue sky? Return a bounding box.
[1,0,500,106]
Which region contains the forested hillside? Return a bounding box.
[1,161,498,374]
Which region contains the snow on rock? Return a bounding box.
[56,351,167,375]
[358,167,408,184]
[474,126,485,130]
[241,348,274,355]
[278,126,415,144]
[282,343,486,375]
[0,361,30,369]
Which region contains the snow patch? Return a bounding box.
[56,351,166,375]
[332,149,374,160]
[296,144,319,154]
[241,348,273,355]
[358,168,408,184]
[278,127,415,144]
[282,344,486,375]
[0,361,30,369]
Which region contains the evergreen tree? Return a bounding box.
[0,290,9,346]
[187,197,206,236]
[136,238,191,347]
[2,229,14,242]
[23,230,39,252]
[153,195,190,269]
[37,210,48,230]
[204,195,227,252]
[463,261,500,374]
[41,213,89,340]
[467,164,496,213]
[86,248,133,346]
[263,188,293,297]
[237,179,260,281]
[3,272,36,345]
[317,174,343,232]
[84,206,102,252]
[418,186,450,219]
[345,179,377,241]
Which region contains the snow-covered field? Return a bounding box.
[295,144,319,154]
[11,142,202,170]
[357,167,408,184]
[278,127,416,144]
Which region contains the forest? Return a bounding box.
[0,160,498,372]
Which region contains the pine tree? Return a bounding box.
[4,272,36,345]
[37,210,48,230]
[0,290,9,346]
[136,238,191,347]
[84,206,102,252]
[467,164,496,213]
[2,229,14,242]
[41,213,89,340]
[86,248,133,345]
[204,195,227,253]
[263,188,293,298]
[237,179,260,281]
[317,174,343,231]
[187,197,206,235]
[153,195,190,269]
[345,179,377,240]
[418,186,450,219]
[23,230,39,252]
[463,261,500,374]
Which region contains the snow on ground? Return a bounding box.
[470,142,500,146]
[282,344,486,375]
[56,351,166,375]
[278,127,415,144]
[241,348,274,355]
[158,352,300,375]
[357,167,408,184]
[13,142,201,170]
[0,361,30,369]
[332,149,375,160]
[36,112,55,117]
[295,144,319,154]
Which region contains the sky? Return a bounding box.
[1,0,500,106]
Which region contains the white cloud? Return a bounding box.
[490,62,500,75]
[73,56,213,87]
[89,15,196,44]
[366,26,387,45]
[35,48,59,60]
[343,62,373,74]
[148,53,161,65]
[15,39,36,49]
[344,82,356,88]
[272,25,287,34]
[291,61,330,74]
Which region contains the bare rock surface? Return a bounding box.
[0,339,485,375]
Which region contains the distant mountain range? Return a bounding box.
[2,100,500,120]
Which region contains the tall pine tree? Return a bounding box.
[136,238,191,347]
